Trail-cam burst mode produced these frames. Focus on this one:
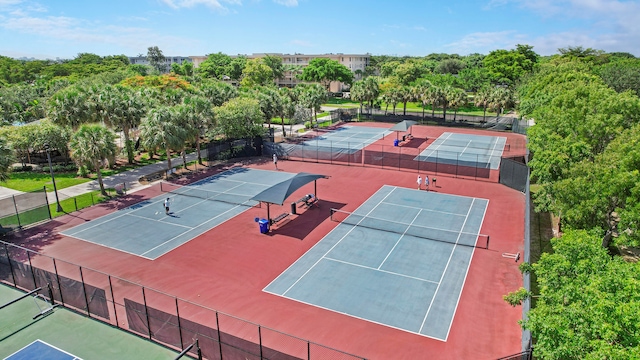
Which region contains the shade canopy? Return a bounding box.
[389,120,418,132]
[251,172,327,205]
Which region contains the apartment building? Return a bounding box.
[190,53,370,92]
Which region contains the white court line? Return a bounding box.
[377,210,422,269]
[62,232,155,260]
[126,213,194,229]
[421,132,454,158]
[324,256,439,284]
[140,201,249,257]
[379,201,469,217]
[418,198,475,334]
[456,140,474,157]
[262,185,399,291]
[281,188,397,296]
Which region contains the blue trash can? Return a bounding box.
[258,219,269,234]
[393,139,399,146]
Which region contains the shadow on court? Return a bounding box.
[267,200,347,240]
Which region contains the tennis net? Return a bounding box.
[330,208,489,249]
[430,139,510,152]
[160,182,260,208]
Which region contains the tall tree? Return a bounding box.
[474,86,492,123]
[147,46,167,73]
[241,59,274,87]
[296,83,327,127]
[182,95,214,165]
[140,106,187,170]
[94,85,146,164]
[299,58,354,90]
[0,135,14,181]
[516,230,640,359]
[69,124,117,196]
[262,55,285,82]
[196,52,232,79]
[448,88,468,122]
[212,97,264,140]
[198,80,238,107]
[47,85,94,130]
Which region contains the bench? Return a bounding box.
[271,212,289,225]
[296,194,319,208]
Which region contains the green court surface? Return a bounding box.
[0,284,182,360]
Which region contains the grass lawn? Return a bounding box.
[50,190,113,218]
[1,172,90,192]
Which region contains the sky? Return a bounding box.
[1,0,639,60]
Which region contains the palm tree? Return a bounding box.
[449,88,468,122]
[427,86,444,118]
[183,95,214,165]
[299,83,327,128]
[362,77,380,116]
[47,86,93,130]
[278,88,296,136]
[488,87,516,120]
[69,124,117,196]
[399,86,413,116]
[474,87,492,123]
[140,106,187,170]
[414,81,432,121]
[350,80,367,116]
[95,85,146,164]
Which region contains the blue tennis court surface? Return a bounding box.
[264,185,488,340]
[61,168,296,260]
[302,126,392,152]
[5,340,81,360]
[416,132,507,170]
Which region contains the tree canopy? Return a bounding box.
[299,58,353,89]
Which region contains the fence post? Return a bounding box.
[74,198,78,211]
[108,275,118,328]
[307,341,311,360]
[12,194,21,228]
[141,287,152,339]
[79,266,91,317]
[258,326,263,359]
[26,251,38,290]
[52,258,65,306]
[3,243,17,286]
[175,297,184,349]
[215,312,223,359]
[44,186,52,220]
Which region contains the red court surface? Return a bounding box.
[8,125,527,359]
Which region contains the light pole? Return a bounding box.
[44,144,63,213]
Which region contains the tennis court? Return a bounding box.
[61,168,296,260]
[0,284,178,359]
[302,126,392,152]
[264,185,488,341]
[415,132,507,170]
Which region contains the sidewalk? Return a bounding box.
[0,151,202,204]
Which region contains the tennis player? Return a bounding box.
[164,198,170,214]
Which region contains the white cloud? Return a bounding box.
[0,13,198,56]
[445,30,520,54]
[160,0,241,11]
[273,0,297,6]
[0,0,23,6]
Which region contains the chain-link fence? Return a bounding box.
[0,240,365,360]
[266,141,517,181]
[0,188,50,232]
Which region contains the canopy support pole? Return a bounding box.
[267,203,271,224]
